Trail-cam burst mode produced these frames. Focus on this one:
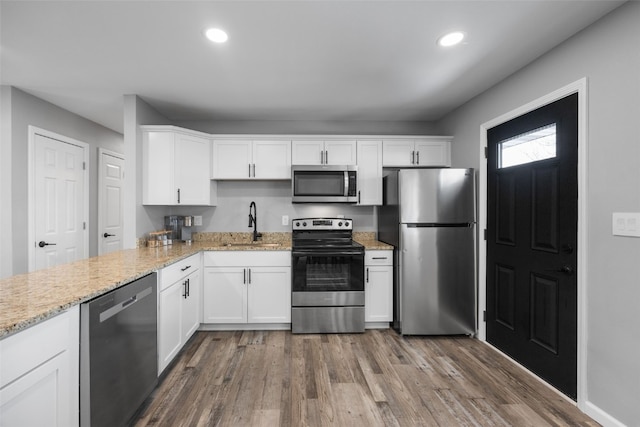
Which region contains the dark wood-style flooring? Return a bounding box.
[134,330,598,426]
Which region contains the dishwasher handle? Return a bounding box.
[99,286,153,323]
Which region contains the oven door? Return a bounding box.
[291,248,364,306]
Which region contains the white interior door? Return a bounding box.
[32,132,87,271]
[99,150,124,255]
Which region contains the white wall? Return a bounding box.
[437,3,640,425]
[123,95,171,247]
[174,119,440,136]
[3,86,123,275]
[0,87,12,279]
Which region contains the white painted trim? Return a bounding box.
[97,149,125,256]
[582,401,627,427]
[477,78,588,408]
[28,126,90,272]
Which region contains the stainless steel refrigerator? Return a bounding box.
[378,168,476,335]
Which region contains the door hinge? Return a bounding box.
[483,310,487,322]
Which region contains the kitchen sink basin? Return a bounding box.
[222,242,282,248]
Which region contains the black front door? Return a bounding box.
[486,93,578,398]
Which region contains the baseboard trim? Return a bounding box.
[582,401,626,427]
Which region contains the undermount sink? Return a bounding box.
[222,242,282,248]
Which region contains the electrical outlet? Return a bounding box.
[193,215,203,226]
[282,215,289,226]
[612,212,640,237]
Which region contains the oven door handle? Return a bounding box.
[292,250,364,257]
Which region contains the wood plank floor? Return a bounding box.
[134,330,598,427]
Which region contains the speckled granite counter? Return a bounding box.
[0,231,391,338]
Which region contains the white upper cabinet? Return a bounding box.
[142,126,215,205]
[212,139,291,179]
[292,139,356,165]
[383,138,451,167]
[356,140,383,206]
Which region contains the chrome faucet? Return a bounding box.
[248,201,262,242]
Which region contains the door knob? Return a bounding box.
[103,233,116,238]
[38,241,56,248]
[558,265,574,275]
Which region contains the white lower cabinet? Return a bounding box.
[0,307,79,427]
[203,251,291,325]
[158,253,202,374]
[365,250,393,323]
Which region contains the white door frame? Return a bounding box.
[98,148,124,255]
[477,78,588,406]
[28,126,90,271]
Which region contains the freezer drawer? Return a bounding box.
[399,224,475,335]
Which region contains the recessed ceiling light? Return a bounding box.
[205,28,228,43]
[438,31,465,47]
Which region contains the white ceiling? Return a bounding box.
[0,0,626,134]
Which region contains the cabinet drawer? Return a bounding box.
[365,250,392,265]
[203,250,291,267]
[160,253,201,290]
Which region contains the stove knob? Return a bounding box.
[338,221,343,227]
[302,222,307,227]
[345,221,350,227]
[295,221,300,227]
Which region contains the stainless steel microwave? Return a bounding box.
[291,165,358,203]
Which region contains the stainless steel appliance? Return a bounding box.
[165,215,194,243]
[80,273,158,427]
[378,169,476,335]
[291,218,365,333]
[291,165,358,203]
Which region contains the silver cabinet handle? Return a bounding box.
[182,280,187,299]
[177,188,181,203]
[416,151,420,165]
[248,268,252,284]
[244,268,247,284]
[411,150,415,164]
[325,150,328,164]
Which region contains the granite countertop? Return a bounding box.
[0,232,392,338]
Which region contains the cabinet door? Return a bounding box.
[182,269,201,341]
[325,140,357,165]
[253,140,292,179]
[291,140,324,165]
[1,308,79,427]
[203,267,247,323]
[382,140,415,167]
[175,133,211,205]
[212,140,252,179]
[0,352,73,427]
[142,131,175,204]
[247,267,291,323]
[356,140,382,206]
[365,265,393,322]
[415,139,451,167]
[158,280,183,373]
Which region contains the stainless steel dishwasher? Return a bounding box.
[80,272,158,427]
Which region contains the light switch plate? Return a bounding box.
[193,215,203,226]
[612,212,640,237]
[282,215,289,226]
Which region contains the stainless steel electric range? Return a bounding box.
[291,218,365,333]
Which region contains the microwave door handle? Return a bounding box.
[344,171,349,196]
